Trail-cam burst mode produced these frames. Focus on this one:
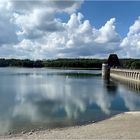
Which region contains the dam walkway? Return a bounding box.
[110,68,140,82]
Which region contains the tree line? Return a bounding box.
[0,58,105,68]
[120,59,140,69]
[0,58,140,69]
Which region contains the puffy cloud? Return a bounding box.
[120,17,140,58]
[0,15,18,45]
[128,17,140,36]
[10,0,83,41]
[95,18,120,44]
[9,0,83,14]
[0,0,122,59]
[0,1,18,46]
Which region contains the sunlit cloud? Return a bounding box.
[0,0,140,58]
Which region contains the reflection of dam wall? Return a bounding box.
[102,65,140,92]
[111,77,140,93]
[110,69,140,82]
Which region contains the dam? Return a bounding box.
[110,68,140,82]
[102,54,140,83]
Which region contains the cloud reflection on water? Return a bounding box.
[0,68,140,134]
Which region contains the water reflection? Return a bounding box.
[104,80,118,94]
[0,68,140,135]
[111,78,140,93]
[110,78,140,111]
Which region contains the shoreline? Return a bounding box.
[2,111,140,139]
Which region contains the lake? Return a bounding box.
[0,68,140,135]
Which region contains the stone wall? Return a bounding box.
[110,68,140,82]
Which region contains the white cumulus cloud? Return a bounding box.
[120,17,140,58]
[95,18,120,44]
[0,0,125,59]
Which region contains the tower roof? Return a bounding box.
[107,54,120,67]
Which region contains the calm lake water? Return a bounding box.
[0,68,140,135]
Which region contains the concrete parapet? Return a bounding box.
[110,68,140,82]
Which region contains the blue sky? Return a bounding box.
[0,0,140,59]
[79,1,140,37]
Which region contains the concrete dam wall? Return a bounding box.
[102,54,140,83]
[110,68,140,82]
[102,63,140,83]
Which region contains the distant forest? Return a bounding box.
[0,58,140,69]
